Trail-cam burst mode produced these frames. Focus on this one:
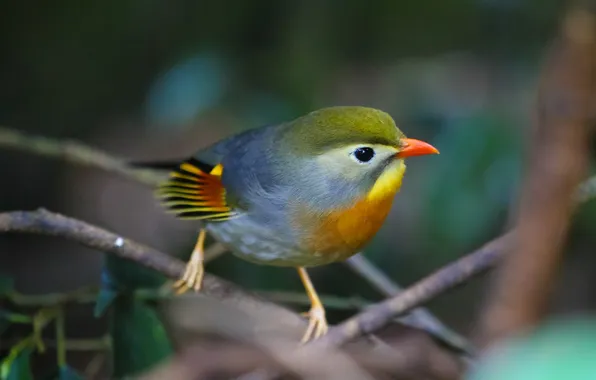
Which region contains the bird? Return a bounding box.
[153,106,439,343]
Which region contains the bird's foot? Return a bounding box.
[300,305,328,343]
[173,254,204,294]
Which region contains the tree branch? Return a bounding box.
[5,285,375,311]
[0,126,164,187]
[312,233,513,349]
[345,254,473,356]
[0,208,310,338]
[475,4,596,347]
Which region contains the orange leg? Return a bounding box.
[173,229,207,294]
[297,267,329,343]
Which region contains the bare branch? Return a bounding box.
[0,208,308,337]
[0,126,164,187]
[139,334,462,380]
[475,4,596,347]
[312,233,513,349]
[346,254,473,356]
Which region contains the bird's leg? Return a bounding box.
[297,267,329,343]
[173,229,206,294]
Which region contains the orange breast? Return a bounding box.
[293,191,396,261]
[291,160,406,263]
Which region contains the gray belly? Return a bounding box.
[205,216,341,267]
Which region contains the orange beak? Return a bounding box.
[396,138,439,159]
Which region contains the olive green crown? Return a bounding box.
[282,106,403,154]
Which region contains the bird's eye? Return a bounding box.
[351,147,375,163]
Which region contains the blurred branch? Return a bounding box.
[4,286,100,306]
[259,291,371,310]
[4,285,373,311]
[138,341,376,380]
[0,126,164,187]
[475,5,596,348]
[346,254,473,356]
[55,309,66,367]
[1,337,110,351]
[0,209,183,279]
[141,328,463,380]
[312,233,513,350]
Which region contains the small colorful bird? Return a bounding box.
[155,106,438,342]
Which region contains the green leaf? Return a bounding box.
[93,288,118,318]
[0,310,32,325]
[93,267,120,318]
[57,365,84,380]
[94,254,169,318]
[0,309,32,335]
[95,252,170,318]
[109,298,173,378]
[2,347,34,380]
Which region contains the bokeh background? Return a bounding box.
[2,0,596,378]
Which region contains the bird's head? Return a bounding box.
[278,106,439,208]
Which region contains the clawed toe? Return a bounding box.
[300,305,329,343]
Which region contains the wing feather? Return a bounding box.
[156,158,238,222]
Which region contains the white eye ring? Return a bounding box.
[350,147,375,163]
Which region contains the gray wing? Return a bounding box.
[193,123,289,215]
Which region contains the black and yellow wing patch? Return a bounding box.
[156,158,237,222]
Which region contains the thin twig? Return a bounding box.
[4,286,100,307]
[0,127,164,187]
[55,309,66,367]
[311,233,513,349]
[4,285,375,311]
[346,254,473,355]
[1,337,110,351]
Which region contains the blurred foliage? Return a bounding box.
[0,257,173,379]
[467,315,596,380]
[2,347,33,380]
[108,298,172,378]
[97,257,172,377]
[424,111,522,253]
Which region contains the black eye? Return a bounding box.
[352,147,375,163]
